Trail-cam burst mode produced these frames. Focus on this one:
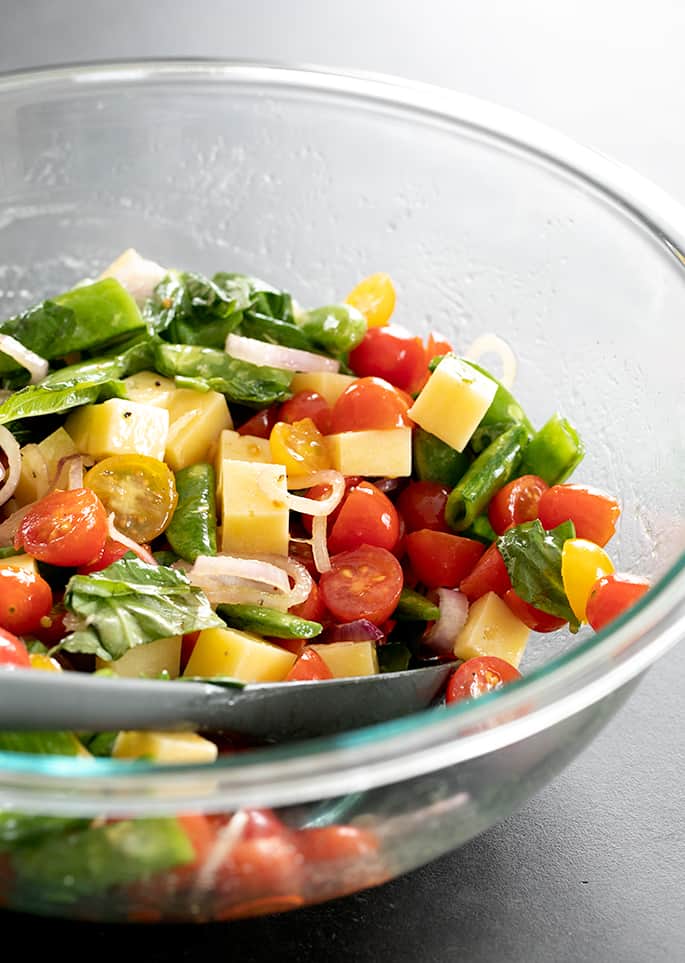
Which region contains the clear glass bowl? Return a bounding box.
[0,61,683,923]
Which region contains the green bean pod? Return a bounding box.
[393,587,441,622]
[413,427,471,487]
[445,423,529,532]
[518,412,584,485]
[217,604,322,640]
[165,463,217,562]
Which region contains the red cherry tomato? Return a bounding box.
[458,543,512,602]
[295,825,379,862]
[0,627,30,668]
[14,488,108,567]
[28,599,67,646]
[537,484,620,547]
[424,331,453,360]
[278,390,332,434]
[180,631,200,672]
[76,538,131,575]
[319,545,404,625]
[289,581,328,623]
[487,474,549,535]
[214,835,303,919]
[327,481,400,555]
[404,529,485,589]
[285,648,334,681]
[503,589,567,633]
[0,567,53,635]
[172,813,216,883]
[586,573,650,632]
[348,326,429,395]
[396,480,450,533]
[237,405,280,439]
[329,377,412,433]
[242,808,291,840]
[446,656,522,704]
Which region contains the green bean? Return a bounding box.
[461,514,498,545]
[165,463,217,563]
[461,359,534,436]
[518,413,584,484]
[394,587,441,622]
[445,423,529,532]
[413,427,471,487]
[217,603,322,640]
[378,644,412,673]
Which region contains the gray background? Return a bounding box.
[1,2,684,960]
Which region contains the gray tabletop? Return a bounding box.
[1,2,684,960]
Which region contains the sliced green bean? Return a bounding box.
[518,413,584,484]
[413,427,471,487]
[217,603,322,640]
[378,644,412,673]
[445,423,529,532]
[394,587,440,622]
[461,514,498,545]
[166,463,217,562]
[461,359,534,436]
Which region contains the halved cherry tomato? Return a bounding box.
[320,545,404,625]
[295,825,379,862]
[237,404,280,438]
[503,589,567,633]
[172,813,216,884]
[586,573,650,632]
[278,390,332,434]
[537,484,620,547]
[458,543,512,601]
[345,272,396,328]
[29,599,67,646]
[404,529,485,589]
[446,655,522,704]
[286,648,334,681]
[329,376,412,433]
[14,488,108,567]
[488,474,548,535]
[181,631,200,672]
[269,418,331,476]
[328,481,400,555]
[214,835,303,918]
[348,328,429,394]
[289,581,328,623]
[77,537,131,575]
[242,808,291,841]
[424,331,453,361]
[84,454,178,544]
[0,567,53,636]
[396,480,450,533]
[0,627,30,668]
[561,538,614,623]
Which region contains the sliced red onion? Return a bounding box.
[0,502,32,547]
[106,514,158,566]
[321,619,385,644]
[373,477,402,495]
[285,469,345,516]
[463,333,517,389]
[423,588,469,657]
[0,334,49,385]
[226,333,339,373]
[187,552,312,610]
[310,514,331,573]
[50,453,86,491]
[99,248,167,305]
[0,426,21,508]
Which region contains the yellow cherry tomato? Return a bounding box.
[85,454,178,543]
[345,273,396,328]
[269,418,331,477]
[29,652,62,672]
[561,538,615,623]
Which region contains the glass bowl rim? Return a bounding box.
[0,58,683,809]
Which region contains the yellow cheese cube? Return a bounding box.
[453,592,531,668]
[122,370,177,408]
[112,730,218,765]
[214,429,272,494]
[310,641,379,678]
[289,371,357,406]
[408,356,497,453]
[164,389,233,472]
[221,459,290,556]
[327,427,412,477]
[13,444,50,507]
[183,626,296,682]
[66,398,169,461]
[96,636,182,679]
[0,554,38,575]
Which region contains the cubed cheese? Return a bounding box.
[408,356,497,453]
[65,398,169,461]
[214,429,272,494]
[289,371,357,406]
[327,427,412,477]
[310,641,379,678]
[0,554,38,575]
[220,459,290,557]
[96,636,182,679]
[122,370,177,408]
[164,389,233,472]
[112,731,218,764]
[183,626,296,682]
[453,591,530,668]
[13,444,50,507]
